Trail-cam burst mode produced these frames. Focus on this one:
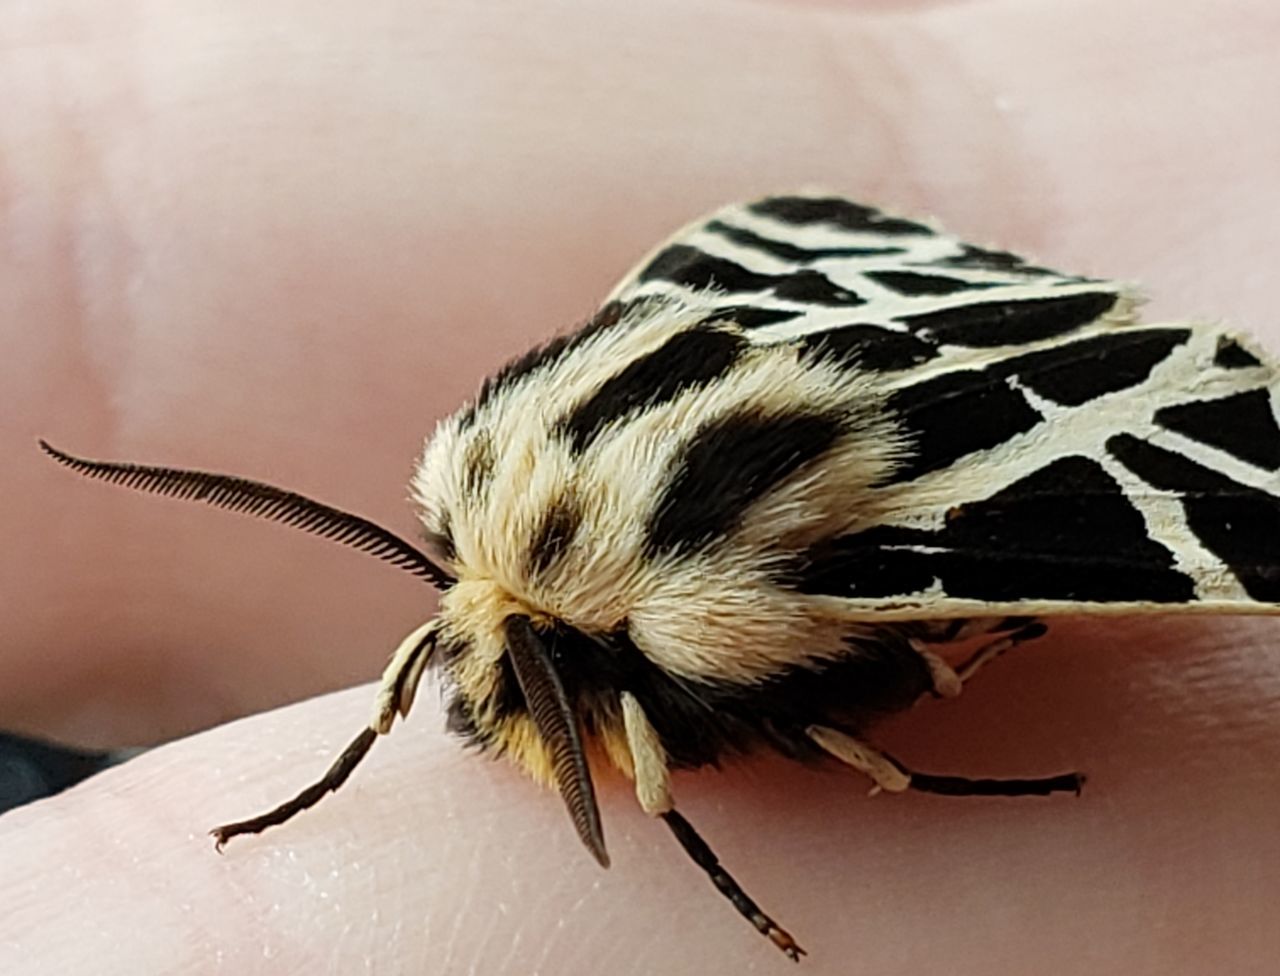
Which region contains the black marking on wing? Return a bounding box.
[878,369,1042,485]
[864,270,996,296]
[647,411,843,556]
[1214,337,1262,370]
[526,493,583,576]
[638,245,865,307]
[928,244,1058,276]
[749,196,933,236]
[558,327,746,453]
[1155,390,1280,471]
[1000,328,1191,406]
[706,305,802,329]
[849,326,1188,486]
[799,324,939,372]
[1107,434,1280,601]
[704,219,905,263]
[874,327,1191,483]
[897,292,1119,347]
[795,456,1196,603]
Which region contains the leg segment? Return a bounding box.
[661,811,805,962]
[372,619,441,732]
[806,725,910,795]
[954,621,1048,685]
[620,692,803,960]
[621,691,672,814]
[906,617,1048,697]
[807,724,1082,799]
[210,620,438,849]
[211,727,378,849]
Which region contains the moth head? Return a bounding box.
[41,438,614,860]
[38,441,612,867]
[432,580,612,866]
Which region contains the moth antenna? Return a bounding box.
[39,440,453,589]
[504,614,609,868]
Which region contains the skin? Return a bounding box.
[2,0,1279,972]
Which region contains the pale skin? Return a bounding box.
[3,1,1280,972]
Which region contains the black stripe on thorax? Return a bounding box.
[526,493,583,577]
[646,409,843,556]
[459,298,640,428]
[557,326,747,454]
[462,432,495,495]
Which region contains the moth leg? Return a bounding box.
[661,811,806,962]
[807,724,1082,798]
[914,616,1034,645]
[371,619,441,733]
[909,617,1047,692]
[620,692,804,961]
[620,691,673,816]
[954,620,1048,685]
[912,643,963,699]
[210,620,438,850]
[805,725,911,796]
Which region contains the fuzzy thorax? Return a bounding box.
[414,299,903,687]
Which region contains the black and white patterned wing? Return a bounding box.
[611,193,1280,618]
[609,194,1138,362]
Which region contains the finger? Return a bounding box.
[2,614,1278,974]
[4,1,1276,749]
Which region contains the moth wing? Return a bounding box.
[610,193,1280,619]
[608,192,1137,357]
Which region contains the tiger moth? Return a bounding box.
[42,192,1280,960]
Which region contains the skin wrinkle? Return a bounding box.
[3,1,1279,974]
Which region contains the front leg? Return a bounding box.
[211,621,438,848]
[619,692,805,961]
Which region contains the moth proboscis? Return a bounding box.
[43,192,1280,961]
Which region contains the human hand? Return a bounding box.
[2,1,1278,973]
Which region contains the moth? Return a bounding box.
[43,193,1280,960]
